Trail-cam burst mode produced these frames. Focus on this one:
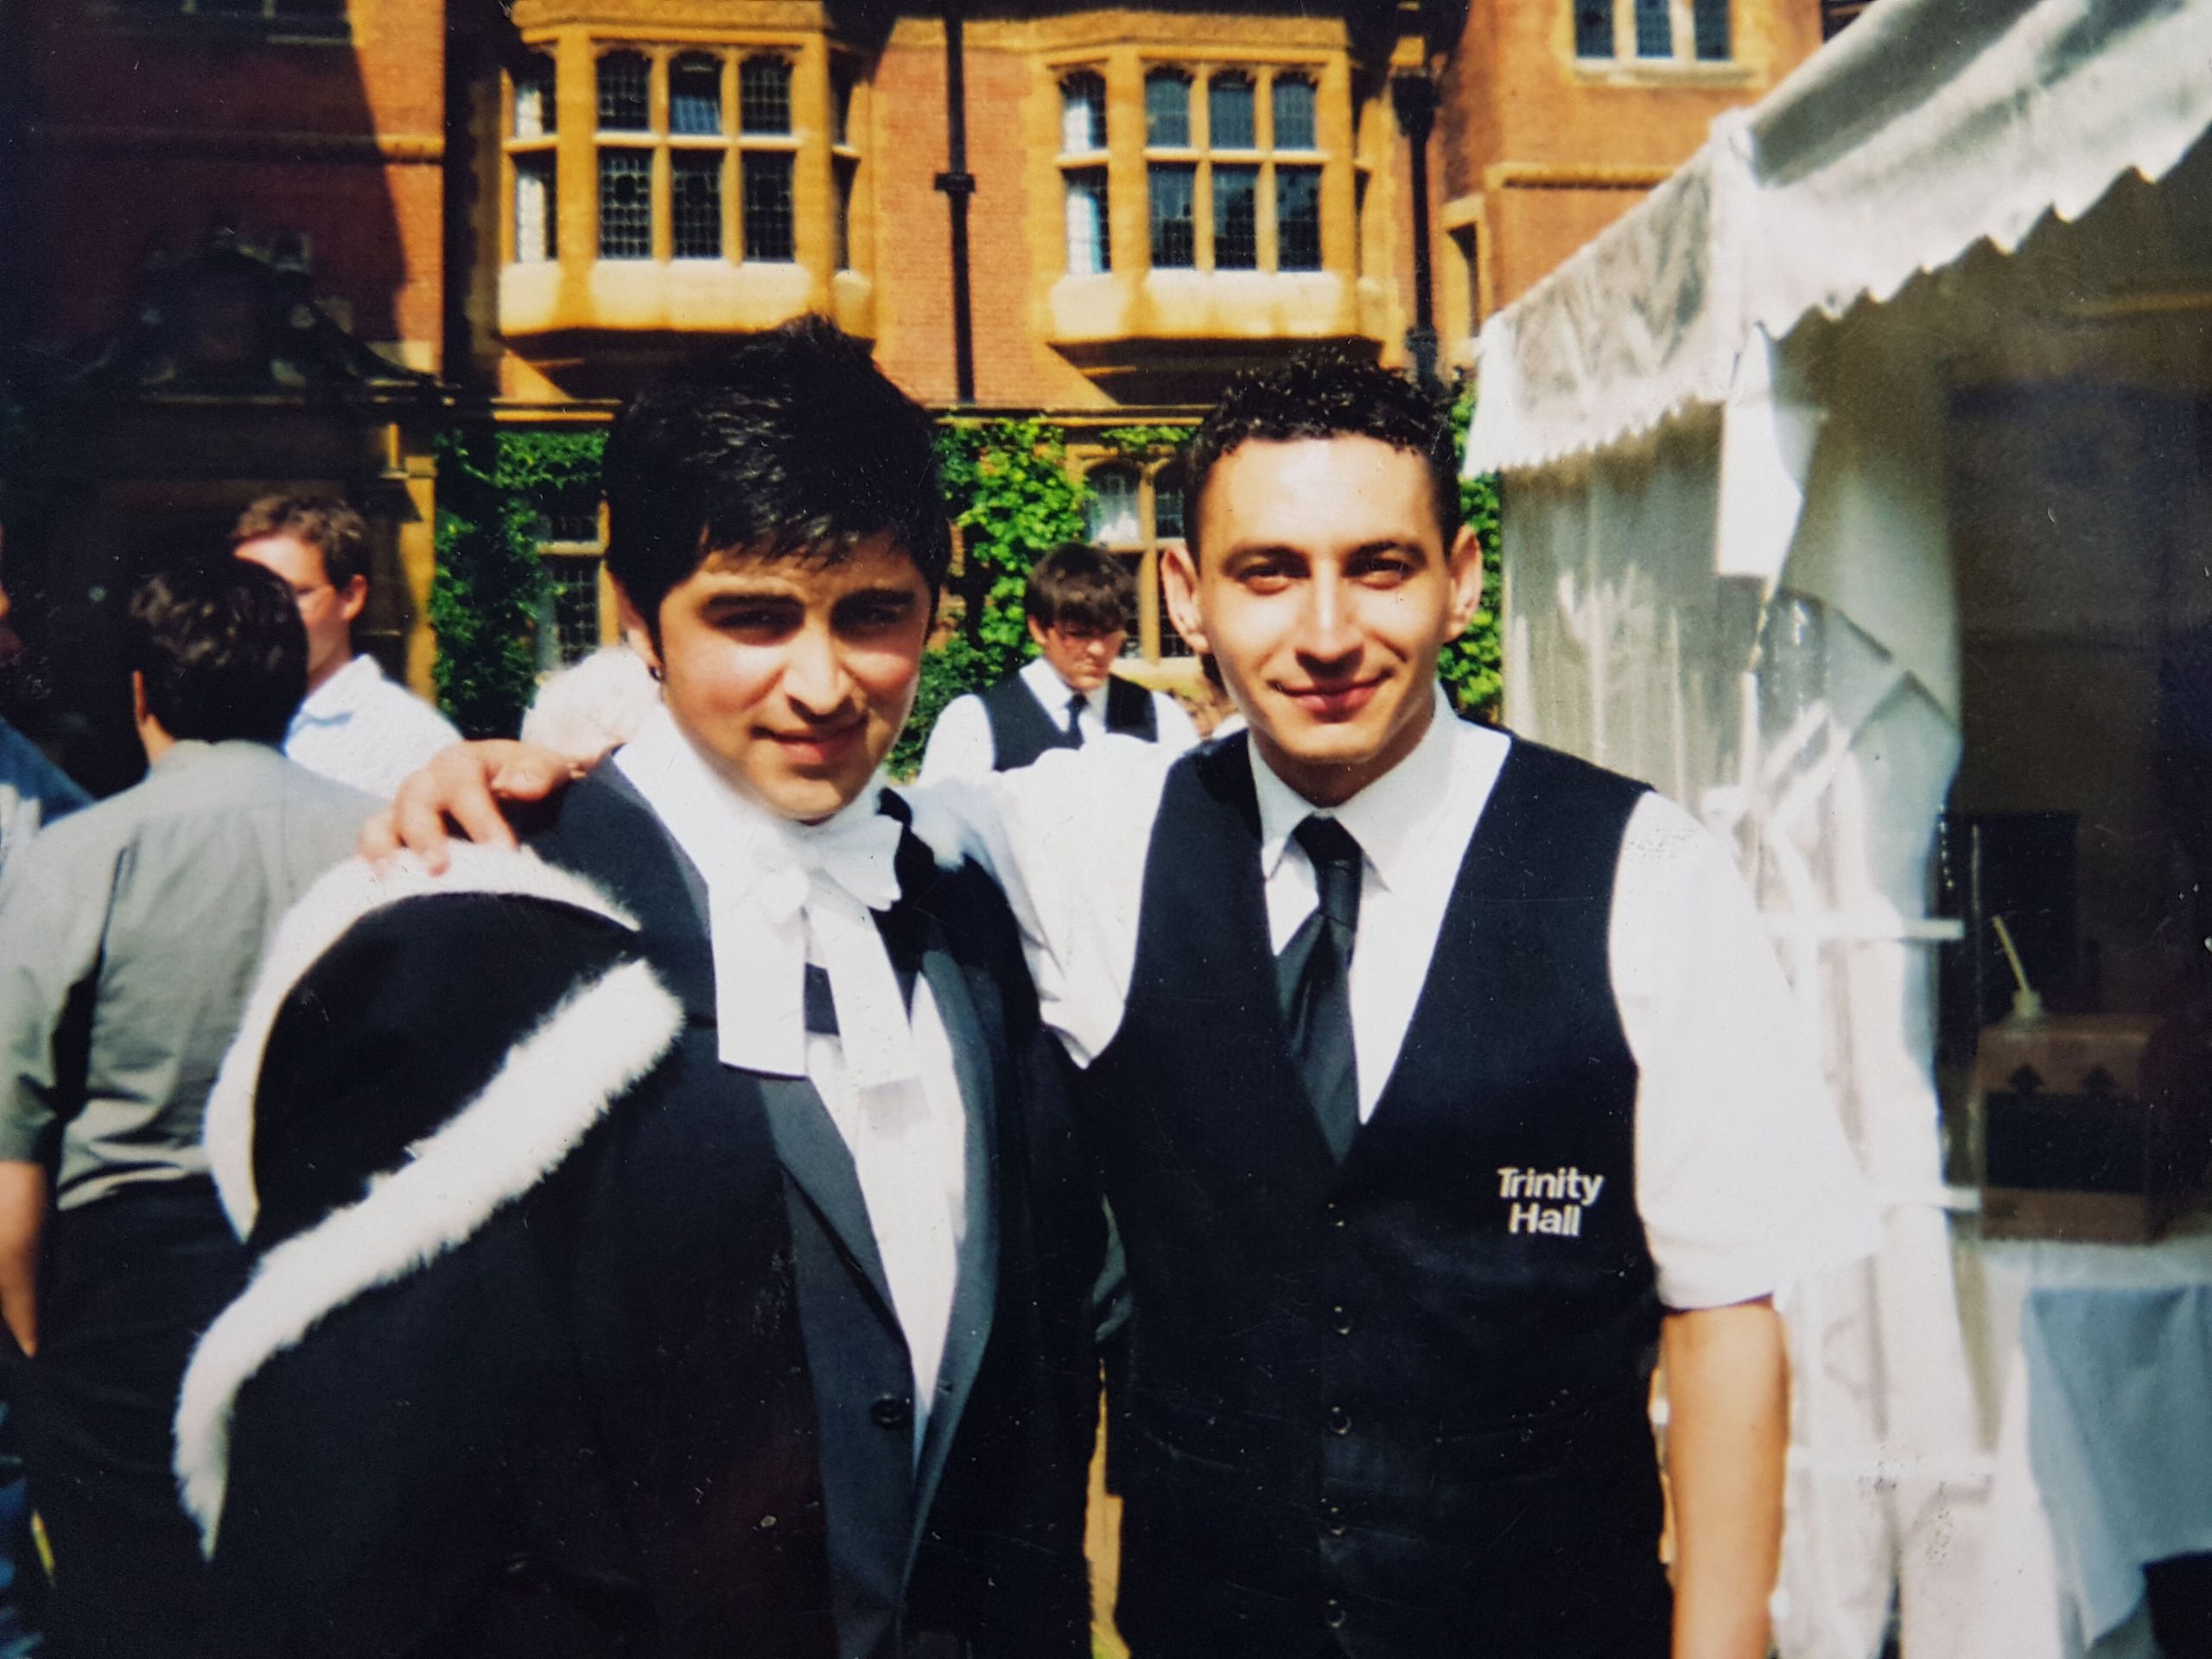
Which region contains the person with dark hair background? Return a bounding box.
[181,319,1098,1659]
[918,543,1196,782]
[0,560,373,1659]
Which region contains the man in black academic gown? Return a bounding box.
[178,319,1099,1659]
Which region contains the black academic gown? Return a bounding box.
[181,769,1098,1659]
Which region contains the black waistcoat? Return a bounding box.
[982,673,1158,770]
[1082,731,1670,1659]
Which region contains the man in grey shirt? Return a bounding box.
[0,562,372,1659]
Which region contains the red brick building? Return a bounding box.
[1,0,1845,774]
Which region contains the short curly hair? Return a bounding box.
[1182,353,1459,560]
[127,561,308,746]
[230,494,371,591]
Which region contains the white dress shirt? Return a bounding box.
[615,708,968,1449]
[283,655,462,801]
[910,687,1878,1312]
[917,657,1200,784]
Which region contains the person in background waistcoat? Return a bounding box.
[918,544,1196,782]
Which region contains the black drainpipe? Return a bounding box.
[1390,73,1439,385]
[934,2,978,404]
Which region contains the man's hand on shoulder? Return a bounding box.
[359,739,589,871]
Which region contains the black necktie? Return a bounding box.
[1066,693,1087,747]
[803,963,840,1036]
[1277,815,1363,1160]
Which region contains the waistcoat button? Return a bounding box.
[870,1395,914,1430]
[1331,1304,1352,1336]
[1326,1406,1351,1435]
[1325,1599,1348,1629]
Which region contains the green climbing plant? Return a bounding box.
[430,425,607,738]
[1441,386,1504,721]
[891,417,1093,774]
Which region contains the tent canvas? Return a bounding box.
[1466,0,2212,1653]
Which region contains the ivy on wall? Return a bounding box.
[890,418,1095,774]
[423,399,1502,751]
[429,424,606,737]
[1443,387,1505,722]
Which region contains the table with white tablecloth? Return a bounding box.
[1967,1228,2212,1659]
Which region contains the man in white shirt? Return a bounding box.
[232,494,459,798]
[918,543,1196,782]
[380,357,1878,1659]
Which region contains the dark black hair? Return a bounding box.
[1025,543,1135,634]
[126,560,308,746]
[1182,353,1460,558]
[602,317,951,626]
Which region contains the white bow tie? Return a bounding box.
[612,710,918,1089]
[748,808,918,1091]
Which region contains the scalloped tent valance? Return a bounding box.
[1467,0,2212,475]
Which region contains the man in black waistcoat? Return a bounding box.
[383,358,1877,1659]
[917,543,1196,781]
[177,320,1099,1659]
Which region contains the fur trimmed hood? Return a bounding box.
[205,845,640,1240]
[179,845,679,1555]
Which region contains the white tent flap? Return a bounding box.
[1469,0,2212,475]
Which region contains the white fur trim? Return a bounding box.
[175,957,682,1556]
[206,845,639,1239]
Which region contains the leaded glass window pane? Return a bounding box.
[1635,0,1671,56]
[597,152,652,257]
[1272,77,1315,150]
[1144,73,1190,148]
[1693,0,1731,59]
[1087,469,1140,545]
[514,54,556,138]
[1277,164,1321,270]
[514,154,556,262]
[672,153,721,257]
[598,149,651,257]
[1574,0,1614,57]
[597,53,648,130]
[1154,472,1185,541]
[1065,168,1109,275]
[1061,73,1105,153]
[1148,162,1195,267]
[742,150,795,261]
[1213,163,1257,269]
[671,54,721,135]
[740,57,792,135]
[1208,75,1255,150]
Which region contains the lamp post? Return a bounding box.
[1390,73,1440,386]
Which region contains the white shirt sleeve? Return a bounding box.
[902,734,1174,1067]
[1150,690,1202,759]
[916,694,995,786]
[1612,791,1880,1310]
